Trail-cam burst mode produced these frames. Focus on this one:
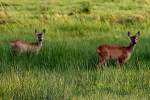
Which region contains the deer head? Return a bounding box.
[128,31,140,45]
[35,29,45,43]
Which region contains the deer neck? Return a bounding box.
[127,42,135,52]
[37,40,43,47]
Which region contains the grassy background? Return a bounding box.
[0,0,150,99]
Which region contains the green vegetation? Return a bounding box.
[0,0,150,99]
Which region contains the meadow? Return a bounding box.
[0,0,150,99]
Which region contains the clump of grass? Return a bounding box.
[0,2,9,7]
[0,10,15,24]
[116,14,145,24]
[98,12,146,25]
[0,10,8,17]
[0,10,9,24]
[79,1,91,14]
[145,0,150,4]
[68,1,91,16]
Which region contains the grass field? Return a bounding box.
[0,0,150,99]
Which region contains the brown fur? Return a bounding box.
[97,44,132,65]
[97,31,140,66]
[10,29,45,54]
[10,40,42,54]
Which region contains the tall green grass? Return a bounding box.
[0,0,150,99]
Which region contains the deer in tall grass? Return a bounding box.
[10,29,45,54]
[97,31,140,67]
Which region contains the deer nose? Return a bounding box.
[38,34,42,36]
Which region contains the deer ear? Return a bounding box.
[43,29,46,33]
[136,31,140,37]
[128,32,131,37]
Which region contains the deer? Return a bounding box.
[10,29,45,54]
[96,31,140,67]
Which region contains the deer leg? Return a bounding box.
[11,50,16,57]
[97,56,107,70]
[118,58,123,64]
[35,49,40,55]
[117,58,125,68]
[97,59,104,70]
[118,56,126,64]
[97,50,109,69]
[18,49,24,55]
[11,48,20,56]
[99,58,106,65]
